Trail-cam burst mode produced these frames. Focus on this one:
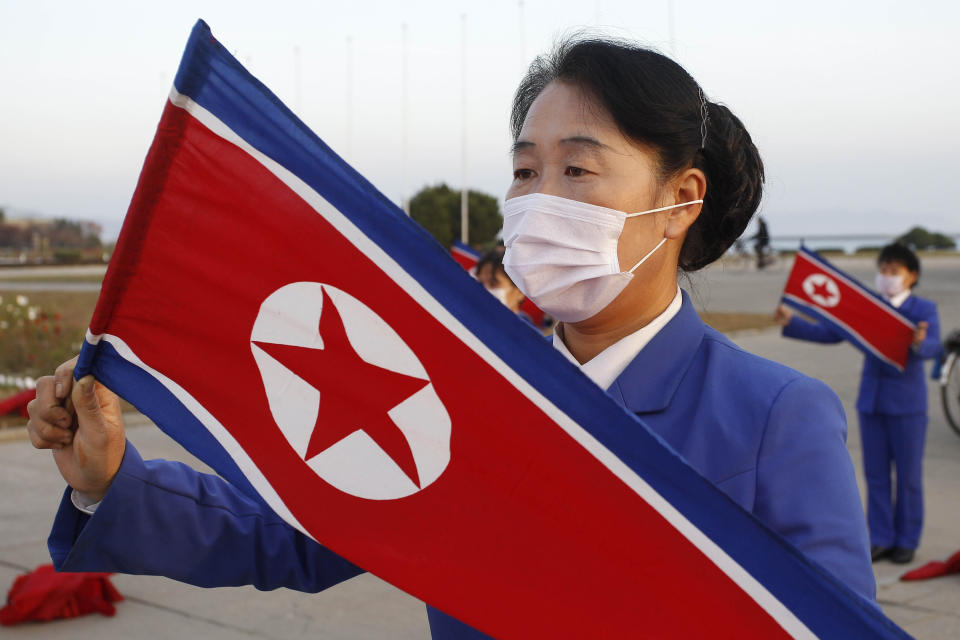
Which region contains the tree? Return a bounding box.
[409,184,502,248]
[895,226,957,250]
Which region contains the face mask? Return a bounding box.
[875,273,906,298]
[502,192,703,323]
[487,286,511,306]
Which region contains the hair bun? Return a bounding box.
[681,102,765,271]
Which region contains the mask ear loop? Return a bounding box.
[624,199,703,217]
[626,237,668,273]
[623,200,704,273]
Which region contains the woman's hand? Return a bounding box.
[912,321,929,348]
[773,304,793,327]
[26,357,126,502]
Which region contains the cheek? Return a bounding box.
[616,215,662,268]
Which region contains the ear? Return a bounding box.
[664,167,707,240]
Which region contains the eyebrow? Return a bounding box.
[510,136,612,155]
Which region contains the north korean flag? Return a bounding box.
[782,247,915,371]
[75,21,908,639]
[450,240,480,271]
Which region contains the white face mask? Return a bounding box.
[502,192,703,323]
[487,286,511,306]
[875,273,906,298]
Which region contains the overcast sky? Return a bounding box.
[1,0,957,240]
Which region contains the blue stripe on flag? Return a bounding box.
[451,241,481,259]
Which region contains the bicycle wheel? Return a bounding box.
[942,351,960,437]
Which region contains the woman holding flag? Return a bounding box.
[776,244,941,564]
[28,35,877,637]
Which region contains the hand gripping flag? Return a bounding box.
[76,21,908,639]
[781,246,915,371]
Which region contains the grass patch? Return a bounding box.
[0,290,99,378]
[0,273,106,283]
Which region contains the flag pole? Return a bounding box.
[667,0,676,57]
[518,0,526,70]
[346,36,354,160]
[293,44,302,114]
[402,23,410,215]
[460,14,468,245]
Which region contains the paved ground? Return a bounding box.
[1,256,958,638]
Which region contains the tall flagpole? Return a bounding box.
[402,23,410,215]
[293,44,302,114]
[346,36,354,160]
[667,0,676,57]
[518,0,526,70]
[460,14,468,245]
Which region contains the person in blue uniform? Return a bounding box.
[28,37,875,639]
[775,244,941,565]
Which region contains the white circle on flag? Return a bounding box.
[801,273,841,308]
[250,282,451,500]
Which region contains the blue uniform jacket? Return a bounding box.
[48,292,875,638]
[782,294,940,415]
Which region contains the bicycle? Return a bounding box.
[940,329,960,437]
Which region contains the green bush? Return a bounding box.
[53,248,83,264]
[895,227,957,250]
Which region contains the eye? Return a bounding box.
[565,166,589,177]
[513,169,534,181]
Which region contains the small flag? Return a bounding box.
[450,240,480,271]
[76,21,907,639]
[781,247,915,371]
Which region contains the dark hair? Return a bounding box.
[475,246,514,287]
[511,36,764,271]
[878,243,920,286]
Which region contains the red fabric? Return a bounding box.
[0,389,35,417]
[0,564,123,625]
[900,549,960,581]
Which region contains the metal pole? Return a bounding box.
[402,23,410,215]
[667,0,676,57]
[518,0,525,70]
[346,36,354,160]
[293,45,302,114]
[460,14,468,245]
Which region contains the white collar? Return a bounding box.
[887,289,910,308]
[552,287,683,391]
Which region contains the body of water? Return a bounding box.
[763,234,960,255]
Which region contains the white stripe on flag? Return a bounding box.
[783,292,905,371]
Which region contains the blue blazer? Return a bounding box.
[783,294,940,415]
[48,292,875,638]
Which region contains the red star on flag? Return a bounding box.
[811,281,833,301]
[254,289,430,487]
